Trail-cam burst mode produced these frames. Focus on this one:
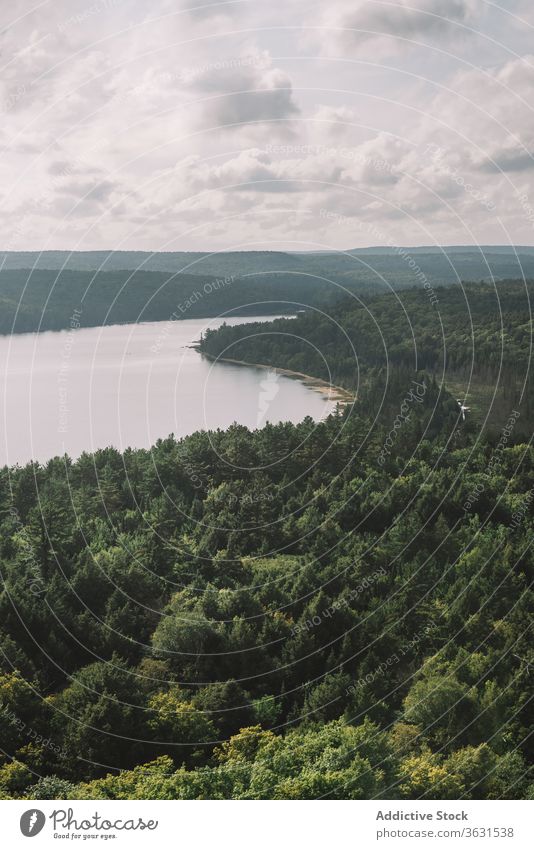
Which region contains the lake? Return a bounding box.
[0,316,338,466]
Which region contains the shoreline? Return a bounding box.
[198,350,355,404]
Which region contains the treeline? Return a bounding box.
[0,367,532,799]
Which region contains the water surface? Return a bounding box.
[0,316,337,466]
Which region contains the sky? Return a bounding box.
[1,0,534,252]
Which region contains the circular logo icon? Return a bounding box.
[20,810,46,837]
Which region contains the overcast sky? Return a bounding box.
[1,0,534,252]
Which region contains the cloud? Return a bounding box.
[188,147,348,192]
[312,105,359,139]
[318,0,480,56]
[59,178,117,201]
[420,55,534,176]
[0,0,533,251]
[166,0,241,19]
[352,0,477,37]
[183,53,300,130]
[478,145,534,173]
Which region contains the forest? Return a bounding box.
[3,246,534,336]
[0,276,532,799]
[199,281,534,435]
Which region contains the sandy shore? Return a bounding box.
[199,351,355,404]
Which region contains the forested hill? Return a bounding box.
[3,246,534,283]
[0,268,342,335]
[199,280,534,434]
[2,247,534,335]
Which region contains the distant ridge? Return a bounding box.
[0,250,300,276]
[2,247,534,336]
[302,245,534,256]
[2,246,534,275]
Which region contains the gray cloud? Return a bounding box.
[169,0,242,19]
[323,0,479,54]
[478,147,534,173]
[355,0,477,37]
[185,60,300,129]
[59,179,117,201]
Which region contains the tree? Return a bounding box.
[147,689,215,763]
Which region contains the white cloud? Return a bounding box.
[0,0,533,250]
[311,105,359,139]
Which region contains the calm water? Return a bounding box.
[0,316,337,466]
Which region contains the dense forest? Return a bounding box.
[0,266,411,335]
[0,269,301,335]
[0,286,532,798]
[200,281,534,435]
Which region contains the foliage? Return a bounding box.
[0,281,532,798]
